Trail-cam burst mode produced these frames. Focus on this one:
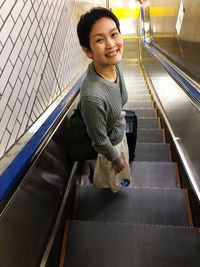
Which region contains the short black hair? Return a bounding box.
[77,7,120,50]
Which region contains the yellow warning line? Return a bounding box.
[113,6,177,19]
[153,34,175,38]
[150,6,177,17]
[113,8,140,19]
[123,35,138,40]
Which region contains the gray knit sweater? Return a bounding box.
[79,63,128,162]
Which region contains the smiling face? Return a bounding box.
[83,17,123,71]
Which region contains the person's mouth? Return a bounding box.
[105,49,120,57]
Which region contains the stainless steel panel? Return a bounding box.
[147,0,179,36]
[0,100,79,267]
[148,0,200,85]
[141,46,200,199]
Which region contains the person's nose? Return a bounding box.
[105,36,115,49]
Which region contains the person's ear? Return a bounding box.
[82,47,93,59]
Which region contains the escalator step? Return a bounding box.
[125,75,146,79]
[123,67,139,72]
[135,143,171,161]
[137,129,164,143]
[123,51,138,58]
[125,101,153,109]
[64,221,200,267]
[124,76,146,81]
[124,77,145,82]
[125,85,148,91]
[134,108,157,118]
[73,186,190,226]
[122,66,141,71]
[128,93,151,101]
[123,58,138,64]
[130,161,180,188]
[126,87,148,94]
[138,117,161,128]
[123,71,143,75]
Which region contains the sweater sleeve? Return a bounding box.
[81,97,120,162]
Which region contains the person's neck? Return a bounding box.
[93,63,117,83]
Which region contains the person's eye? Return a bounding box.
[112,32,119,37]
[96,38,104,43]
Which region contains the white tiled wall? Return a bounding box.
[0,0,106,160]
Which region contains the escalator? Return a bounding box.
[59,38,200,266]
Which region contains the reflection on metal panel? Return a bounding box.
[176,1,185,35]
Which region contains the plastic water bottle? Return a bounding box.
[120,178,130,187]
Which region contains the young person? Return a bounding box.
[77,7,131,191]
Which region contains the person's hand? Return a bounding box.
[112,152,126,174]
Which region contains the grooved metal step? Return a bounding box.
[130,161,179,188]
[126,88,148,94]
[124,76,145,80]
[124,77,144,81]
[65,221,200,267]
[129,108,157,118]
[123,51,138,56]
[123,50,138,56]
[123,67,139,71]
[125,101,153,109]
[122,63,138,66]
[137,129,164,143]
[123,58,138,63]
[123,72,142,76]
[126,87,148,92]
[124,70,143,74]
[138,117,161,128]
[73,186,190,226]
[125,80,147,85]
[135,143,171,161]
[128,94,151,101]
